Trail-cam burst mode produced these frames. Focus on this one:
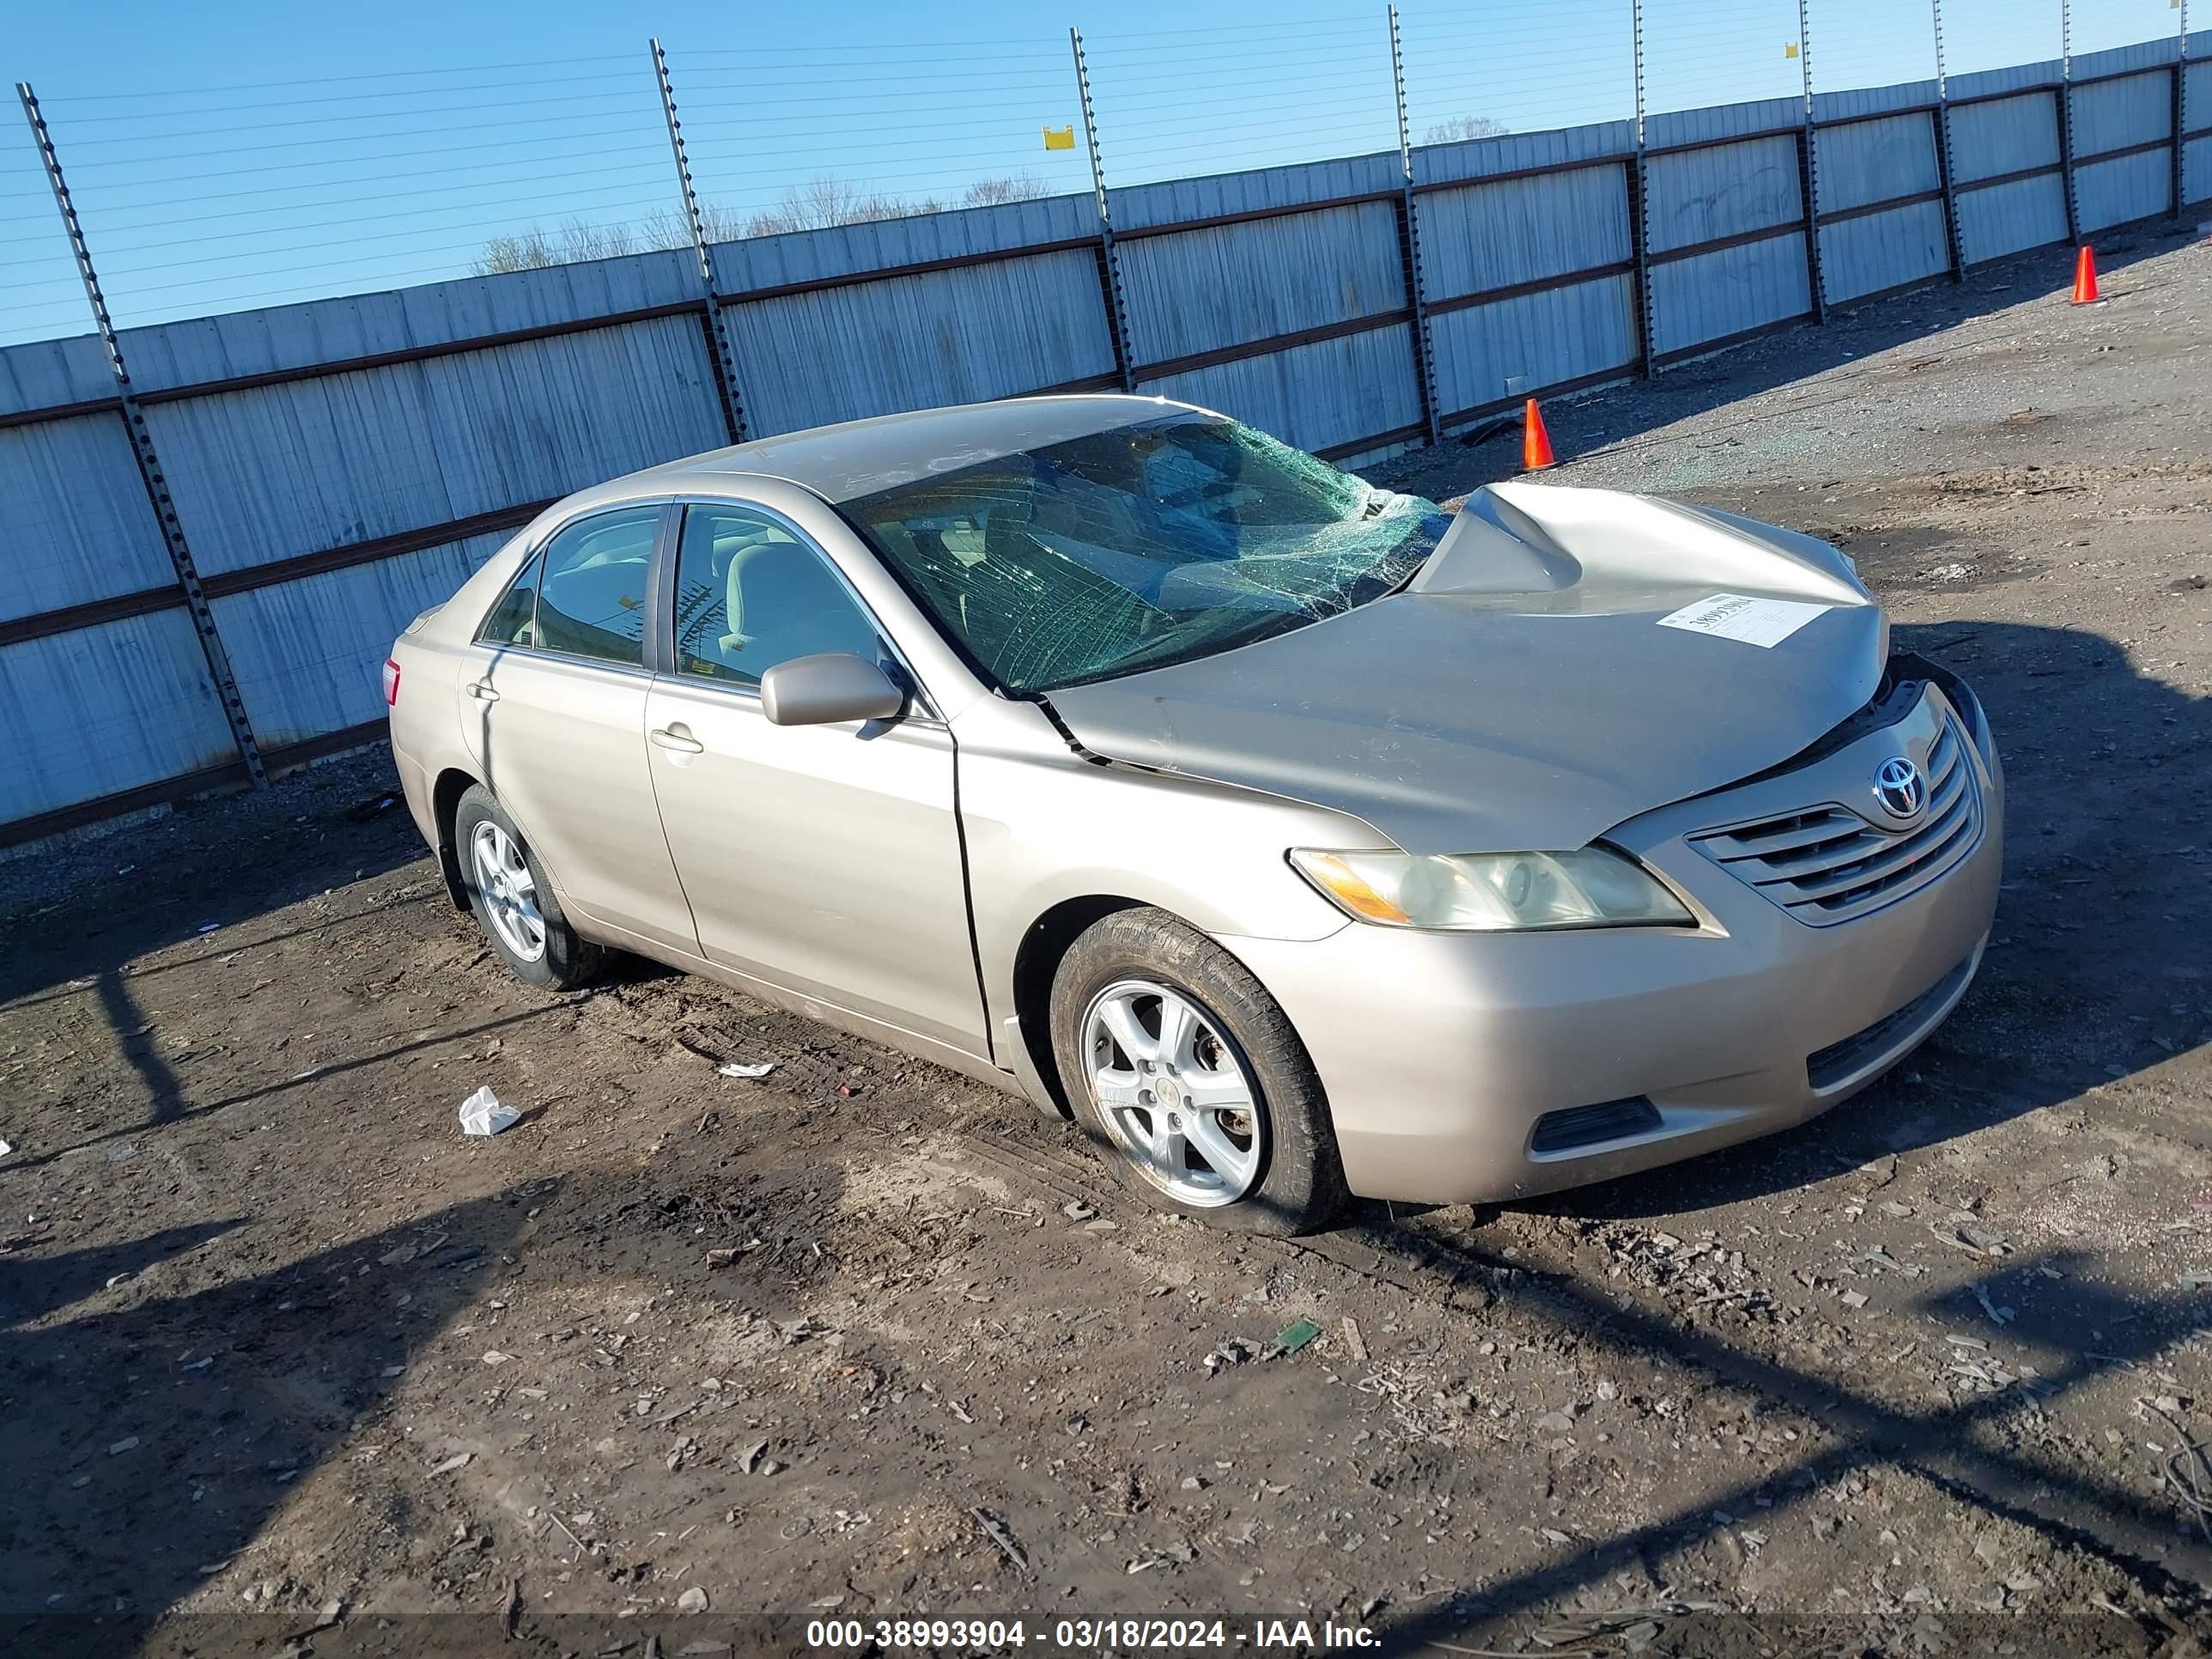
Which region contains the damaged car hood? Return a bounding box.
[1042,482,1887,854]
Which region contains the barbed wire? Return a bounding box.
[1406,0,1638,136]
[1085,17,1396,185]
[1815,3,1941,96]
[1937,0,2063,76]
[0,0,2197,348]
[2062,0,2175,60]
[33,55,633,101]
[1641,0,1805,116]
[663,34,1085,242]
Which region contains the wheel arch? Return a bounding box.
[1025,896,1350,1233]
[1011,894,1150,1119]
[1007,892,1312,1124]
[431,766,481,912]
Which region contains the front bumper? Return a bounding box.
[1224,674,2004,1205]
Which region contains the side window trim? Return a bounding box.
[641,502,683,678]
[665,499,939,720]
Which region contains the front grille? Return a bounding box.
[1806,949,1978,1090]
[1690,715,1982,927]
[1529,1097,1662,1156]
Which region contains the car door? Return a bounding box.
[464,503,699,956]
[641,500,986,1057]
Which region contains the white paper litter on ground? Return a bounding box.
[717,1062,775,1079]
[458,1086,519,1136]
[0,1139,11,1158]
[1656,592,1832,648]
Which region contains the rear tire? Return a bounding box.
[453,784,603,990]
[1049,907,1347,1235]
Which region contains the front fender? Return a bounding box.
[951,697,1368,1041]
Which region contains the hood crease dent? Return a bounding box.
[1041,482,1887,855]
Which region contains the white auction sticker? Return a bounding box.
[1656,592,1832,648]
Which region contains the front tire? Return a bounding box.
[453,784,603,990]
[1048,907,1347,1235]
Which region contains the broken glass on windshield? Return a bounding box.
[842,415,1450,692]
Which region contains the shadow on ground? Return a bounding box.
[0,1145,846,1658]
[1353,1232,2211,1656]
[0,754,427,1013]
[0,1190,533,1654]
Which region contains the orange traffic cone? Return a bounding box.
[2070,245,2100,305]
[1521,398,1555,471]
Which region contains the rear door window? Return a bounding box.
[529,508,660,667]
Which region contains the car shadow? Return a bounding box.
[1497,615,2211,1220]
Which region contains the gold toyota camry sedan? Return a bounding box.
[385,394,2002,1233]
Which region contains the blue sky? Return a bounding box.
[0,0,2185,347]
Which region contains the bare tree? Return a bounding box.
[960,173,1052,206]
[1422,114,1512,144]
[744,173,1051,234]
[473,216,647,274]
[474,228,555,275]
[741,175,917,235]
[474,172,1061,272]
[639,200,747,249]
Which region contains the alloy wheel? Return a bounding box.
[470,819,547,963]
[1081,979,1264,1206]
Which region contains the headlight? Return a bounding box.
[1289,847,1692,932]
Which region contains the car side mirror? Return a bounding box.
[759,653,907,726]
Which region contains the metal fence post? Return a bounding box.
[1797,0,1826,322]
[1389,4,1441,447]
[1632,0,1659,376]
[16,81,266,787]
[1071,27,1138,394]
[2058,0,2081,243]
[2176,0,2191,214]
[1932,0,1967,278]
[651,39,750,444]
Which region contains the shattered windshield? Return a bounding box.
[842,415,1451,692]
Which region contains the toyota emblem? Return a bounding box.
[1874,755,1927,821]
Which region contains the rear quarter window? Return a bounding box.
[478,550,543,647]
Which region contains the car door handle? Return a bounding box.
[649,724,704,754]
[467,680,501,702]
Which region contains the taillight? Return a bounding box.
[381,658,402,707]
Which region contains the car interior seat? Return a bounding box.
[711,525,795,654]
[725,540,879,674]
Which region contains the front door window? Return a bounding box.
[672,506,884,685]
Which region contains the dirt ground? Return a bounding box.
[4,228,2211,1659]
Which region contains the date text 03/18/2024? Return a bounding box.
[803,1618,1379,1650]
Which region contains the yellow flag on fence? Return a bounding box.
[1042,125,1076,150]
